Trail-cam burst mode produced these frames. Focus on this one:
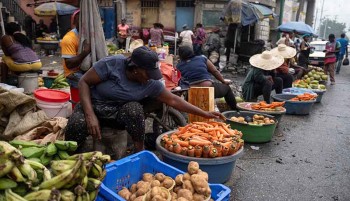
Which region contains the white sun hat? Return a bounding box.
[249,50,284,70]
[129,39,144,53]
[270,44,297,59]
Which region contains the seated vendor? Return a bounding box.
[0,22,42,82]
[177,46,237,110]
[242,51,284,103]
[64,46,223,152]
[271,44,301,88]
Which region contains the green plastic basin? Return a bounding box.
[222,111,277,143]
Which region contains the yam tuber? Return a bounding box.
[190,174,210,197]
[197,170,209,182]
[175,174,184,186]
[177,198,189,201]
[151,186,162,198]
[193,193,206,201]
[152,195,166,201]
[118,187,132,200]
[173,186,182,194]
[183,173,191,181]
[182,180,194,194]
[188,161,200,175]
[151,180,161,187]
[129,193,137,201]
[162,177,174,189]
[155,173,166,182]
[136,181,150,197]
[143,173,154,182]
[177,189,193,201]
[130,184,138,194]
[134,196,144,201]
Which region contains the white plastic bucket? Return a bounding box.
[35,98,68,118]
[18,73,38,94]
[56,87,73,117]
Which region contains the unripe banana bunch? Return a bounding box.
[0,140,111,201]
[50,74,69,89]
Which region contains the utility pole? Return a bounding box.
[296,0,306,21]
[314,8,318,29]
[319,0,325,35]
[323,19,328,39]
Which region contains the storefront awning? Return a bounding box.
[250,3,277,19]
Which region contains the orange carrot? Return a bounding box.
[173,139,189,147]
[189,139,212,146]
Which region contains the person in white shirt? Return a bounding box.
[179,24,194,48]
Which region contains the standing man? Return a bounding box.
[336,33,348,74]
[61,11,91,105]
[324,34,340,85]
[179,24,194,49]
[116,18,129,49]
[36,19,48,38]
[193,23,206,55]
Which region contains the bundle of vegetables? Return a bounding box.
[118,161,213,201]
[289,93,317,101]
[50,74,69,89]
[0,140,111,201]
[251,101,285,111]
[161,122,244,158]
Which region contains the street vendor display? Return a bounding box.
[160,121,243,158]
[0,140,110,200]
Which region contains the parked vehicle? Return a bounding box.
[309,40,328,66]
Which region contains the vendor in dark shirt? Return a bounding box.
[65,46,223,152]
[242,51,284,103]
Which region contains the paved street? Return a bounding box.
[227,66,350,201]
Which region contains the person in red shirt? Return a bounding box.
[117,18,130,49]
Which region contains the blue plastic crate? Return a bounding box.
[96,151,231,201]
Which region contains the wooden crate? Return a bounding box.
[188,87,215,123]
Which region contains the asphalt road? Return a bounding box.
[225,66,350,201]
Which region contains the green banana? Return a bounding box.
[67,141,78,152]
[82,175,88,189]
[12,183,29,197]
[18,161,38,183]
[67,151,102,161]
[89,190,98,201]
[54,140,69,151]
[53,155,61,161]
[82,191,90,201]
[20,147,45,158]
[0,158,15,177]
[39,158,82,189]
[0,178,17,189]
[87,178,102,192]
[5,189,27,201]
[36,168,44,183]
[7,166,25,182]
[0,141,23,163]
[24,189,52,200]
[64,160,87,189]
[98,154,111,164]
[46,143,58,156]
[60,190,76,201]
[9,140,43,149]
[89,163,103,178]
[99,169,107,181]
[58,150,70,159]
[26,159,52,181]
[27,157,41,163]
[0,192,5,201]
[50,160,76,175]
[40,153,52,166]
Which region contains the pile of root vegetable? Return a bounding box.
[289,93,317,101]
[118,161,213,201]
[0,140,111,201]
[161,122,244,158]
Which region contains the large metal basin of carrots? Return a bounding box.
[156,130,243,184]
[223,111,277,143]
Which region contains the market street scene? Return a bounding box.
[0,0,349,200]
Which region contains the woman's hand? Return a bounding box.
[204,111,226,120]
[86,113,101,140]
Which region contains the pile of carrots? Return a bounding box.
[161,121,244,158]
[289,93,317,101]
[251,101,285,111]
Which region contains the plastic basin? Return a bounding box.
[236,102,286,125]
[272,94,315,115]
[222,111,277,143]
[97,151,231,201]
[311,90,326,103]
[156,132,244,184]
[282,87,325,103]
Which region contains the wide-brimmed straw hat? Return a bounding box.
[271,44,297,59]
[129,39,144,53]
[249,51,284,70]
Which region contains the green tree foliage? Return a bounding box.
[319,18,346,39]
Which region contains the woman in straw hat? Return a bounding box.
[242,51,284,103]
[271,44,305,88]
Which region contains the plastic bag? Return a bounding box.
[342,57,349,66]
